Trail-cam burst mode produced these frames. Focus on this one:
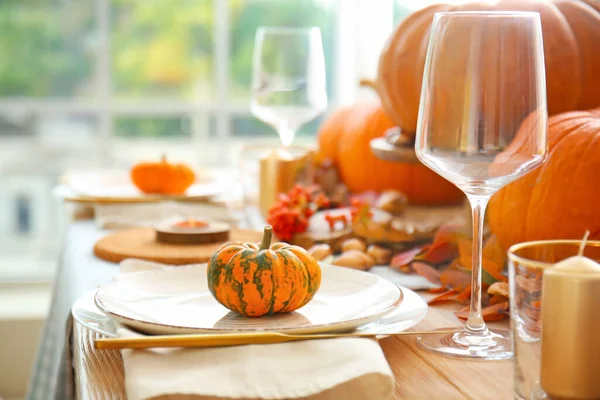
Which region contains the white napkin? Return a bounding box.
[94,201,234,230]
[117,259,395,400]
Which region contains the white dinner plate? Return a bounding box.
[94,264,404,335]
[74,286,427,338]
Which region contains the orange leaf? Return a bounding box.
[427,287,448,294]
[489,295,508,305]
[530,300,541,309]
[417,241,458,265]
[481,312,507,322]
[417,225,467,265]
[457,237,473,261]
[440,268,471,292]
[457,256,508,282]
[390,247,425,269]
[427,289,458,305]
[456,285,471,303]
[455,301,509,321]
[412,261,441,285]
[482,235,506,273]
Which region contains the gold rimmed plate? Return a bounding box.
[94,264,404,335]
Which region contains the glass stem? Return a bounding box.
[277,123,295,147]
[465,194,490,333]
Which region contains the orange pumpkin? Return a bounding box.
[314,105,355,165]
[130,155,195,195]
[488,109,600,250]
[377,0,600,138]
[317,103,463,205]
[207,226,322,317]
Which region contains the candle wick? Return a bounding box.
[579,230,590,257]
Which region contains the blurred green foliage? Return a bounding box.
[0,0,335,137]
[229,0,334,99]
[0,0,95,96]
[114,116,192,138]
[0,0,333,100]
[111,0,214,98]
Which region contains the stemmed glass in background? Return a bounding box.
[238,27,326,228]
[251,27,327,146]
[415,11,548,359]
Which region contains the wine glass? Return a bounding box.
[415,11,547,359]
[251,27,327,147]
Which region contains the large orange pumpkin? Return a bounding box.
[317,103,463,205]
[488,109,600,250]
[378,0,600,138]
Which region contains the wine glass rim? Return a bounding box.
[508,239,600,268]
[256,26,321,35]
[434,10,540,18]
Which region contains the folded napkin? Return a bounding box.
[94,201,235,230]
[117,259,395,400]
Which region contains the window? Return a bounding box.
[0,0,422,281]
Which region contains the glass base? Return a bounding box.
[417,327,513,360]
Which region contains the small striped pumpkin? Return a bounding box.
[207,226,322,317]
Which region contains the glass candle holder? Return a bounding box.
[508,240,600,400]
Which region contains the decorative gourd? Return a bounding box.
[316,102,463,205]
[488,109,600,250]
[377,0,600,138]
[207,226,322,317]
[131,155,195,195]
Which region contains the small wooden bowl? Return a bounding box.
[155,221,231,245]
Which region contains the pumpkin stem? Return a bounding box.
[260,225,273,251]
[161,154,167,163]
[359,79,378,92]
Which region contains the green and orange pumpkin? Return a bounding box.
[207,226,322,317]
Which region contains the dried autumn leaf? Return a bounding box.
[516,275,542,293]
[482,235,506,272]
[416,225,467,265]
[412,261,441,285]
[487,281,509,298]
[427,287,448,294]
[440,268,471,292]
[456,285,471,303]
[525,304,541,321]
[457,257,508,283]
[389,247,424,270]
[417,241,458,265]
[455,301,509,322]
[427,289,458,305]
[489,294,508,305]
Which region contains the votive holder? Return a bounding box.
[508,239,600,400]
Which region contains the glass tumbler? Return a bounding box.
[508,240,600,400]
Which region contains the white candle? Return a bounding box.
[540,238,600,399]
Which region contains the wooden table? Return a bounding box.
[36,222,512,399]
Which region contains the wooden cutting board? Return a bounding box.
[93,227,263,265]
